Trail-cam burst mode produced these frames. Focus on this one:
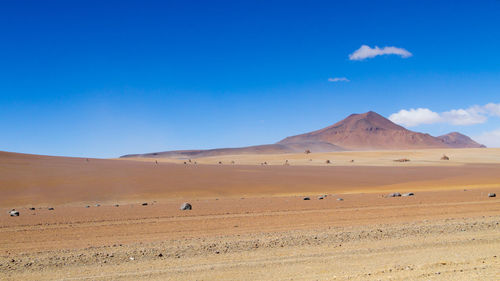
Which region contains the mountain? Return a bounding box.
[121,111,485,159]
[437,132,485,148]
[279,111,451,150]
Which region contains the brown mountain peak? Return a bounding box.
[438,132,485,148]
[278,111,447,150]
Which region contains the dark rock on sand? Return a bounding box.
[180,203,192,210]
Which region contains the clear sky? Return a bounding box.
[1,0,500,158]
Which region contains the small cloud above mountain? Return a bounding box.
[328,77,350,82]
[349,45,412,60]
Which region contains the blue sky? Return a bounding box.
[1,0,500,157]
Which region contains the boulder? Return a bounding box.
[142,203,148,206]
[303,197,311,200]
[9,209,19,217]
[488,193,496,198]
[387,192,402,197]
[180,203,192,210]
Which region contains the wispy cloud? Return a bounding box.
[474,129,500,148]
[389,103,500,127]
[328,77,350,82]
[349,45,412,60]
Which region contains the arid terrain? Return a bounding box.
[1,148,500,280]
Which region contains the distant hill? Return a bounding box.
[121,142,344,159]
[437,132,485,148]
[121,111,485,159]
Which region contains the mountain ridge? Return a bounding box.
[121,111,485,159]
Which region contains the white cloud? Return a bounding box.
[389,103,500,127]
[389,108,441,127]
[483,103,500,116]
[441,108,487,125]
[474,129,500,148]
[349,45,412,60]
[328,77,350,82]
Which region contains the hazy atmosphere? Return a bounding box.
[1,1,500,157]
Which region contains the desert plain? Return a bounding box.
[1,148,500,280]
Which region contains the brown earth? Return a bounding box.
[1,150,499,280]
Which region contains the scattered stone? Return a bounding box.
[488,193,496,197]
[180,202,192,210]
[402,192,415,197]
[9,209,19,217]
[303,197,311,201]
[142,203,148,206]
[387,192,402,197]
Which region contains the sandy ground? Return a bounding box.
[1,149,500,280]
[127,148,500,166]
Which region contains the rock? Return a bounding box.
[488,193,496,197]
[85,205,90,208]
[29,207,35,211]
[402,192,415,197]
[114,204,120,207]
[9,209,19,217]
[180,202,192,210]
[141,203,148,206]
[318,196,324,200]
[95,204,100,207]
[387,192,402,197]
[48,207,55,210]
[303,197,311,200]
[337,198,344,201]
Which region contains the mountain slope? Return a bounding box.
[438,132,485,148]
[278,111,449,150]
[121,142,344,159]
